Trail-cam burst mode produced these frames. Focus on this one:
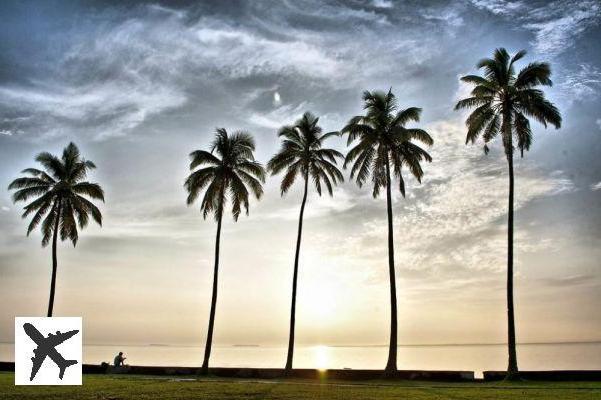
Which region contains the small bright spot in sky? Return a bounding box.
[273,91,281,106]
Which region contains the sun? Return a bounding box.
[313,345,330,370]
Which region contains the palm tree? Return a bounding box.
[267,112,344,372]
[342,89,433,375]
[185,128,266,375]
[455,48,561,379]
[8,142,104,317]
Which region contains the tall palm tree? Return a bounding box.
[185,128,266,375]
[267,112,344,372]
[455,48,561,379]
[342,89,433,375]
[8,142,104,317]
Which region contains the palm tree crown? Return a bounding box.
[267,112,344,195]
[185,128,266,220]
[455,48,561,156]
[343,89,433,196]
[8,142,104,246]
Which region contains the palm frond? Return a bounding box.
[515,90,561,128]
[514,112,532,157]
[41,203,58,247]
[236,170,264,199]
[515,62,552,88]
[392,107,421,126]
[8,177,51,191]
[228,173,250,221]
[465,104,495,144]
[59,200,78,246]
[185,167,216,205]
[318,131,340,141]
[20,168,56,183]
[401,128,434,146]
[454,96,492,110]
[73,195,103,226]
[22,192,55,218]
[35,152,65,180]
[314,148,344,163]
[460,75,493,87]
[72,182,105,201]
[189,150,221,170]
[26,198,53,235]
[12,185,52,203]
[280,160,302,196]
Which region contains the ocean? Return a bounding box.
[2,341,601,378]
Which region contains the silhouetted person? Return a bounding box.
[114,352,126,367]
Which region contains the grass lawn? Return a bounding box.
[1,372,601,399]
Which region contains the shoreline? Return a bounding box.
[2,362,601,382]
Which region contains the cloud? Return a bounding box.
[541,274,597,287]
[0,2,463,140]
[559,64,601,104]
[420,7,464,28]
[247,102,310,130]
[1,207,9,212]
[0,5,346,140]
[597,119,601,130]
[591,182,601,191]
[470,0,524,15]
[470,0,601,56]
[0,81,186,140]
[524,1,601,56]
[371,0,393,9]
[321,119,575,283]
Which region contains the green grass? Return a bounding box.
[1,372,601,399]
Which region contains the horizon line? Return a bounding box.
[2,340,601,347]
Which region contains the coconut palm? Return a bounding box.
[455,48,561,379]
[8,142,104,317]
[185,128,266,374]
[267,112,344,371]
[342,89,433,375]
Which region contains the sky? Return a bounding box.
[0,0,600,348]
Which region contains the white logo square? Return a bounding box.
[14,317,82,385]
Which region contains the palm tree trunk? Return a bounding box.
[285,173,309,372]
[384,161,398,375]
[506,148,519,378]
[201,197,224,375]
[47,200,61,317]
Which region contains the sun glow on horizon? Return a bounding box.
[313,345,330,370]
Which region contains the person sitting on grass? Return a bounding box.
[114,352,127,367]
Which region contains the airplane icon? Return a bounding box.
[23,323,79,381]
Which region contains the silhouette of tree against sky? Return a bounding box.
[342,90,433,375]
[267,112,344,372]
[455,48,561,380]
[8,142,104,317]
[185,128,265,375]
